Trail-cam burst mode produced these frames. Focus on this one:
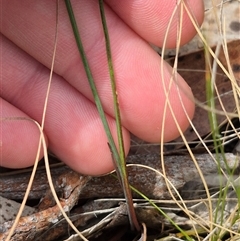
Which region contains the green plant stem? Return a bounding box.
[204,46,229,240]
[65,0,140,232]
[64,0,119,161]
[99,0,140,232]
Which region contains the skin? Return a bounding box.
[0,0,204,175]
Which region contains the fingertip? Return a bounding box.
[49,117,131,176]
[107,0,205,48]
[1,100,45,168]
[159,62,195,142]
[163,87,195,143]
[168,0,205,47]
[64,136,131,176]
[149,0,205,48]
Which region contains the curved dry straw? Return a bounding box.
[160,0,240,239]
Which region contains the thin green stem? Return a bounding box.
[64,0,119,162]
[99,0,140,231]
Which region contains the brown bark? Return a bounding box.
[0,153,239,241]
[1,153,239,201]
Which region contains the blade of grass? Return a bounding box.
[130,184,194,241]
[65,0,140,231]
[108,170,195,241]
[64,0,119,162]
[204,42,232,240]
[98,0,140,232]
[204,44,224,239]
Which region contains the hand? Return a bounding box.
[0,0,204,175]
